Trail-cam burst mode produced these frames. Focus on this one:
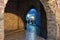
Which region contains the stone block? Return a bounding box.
[57,1,60,8]
[0,29,3,32]
[0,32,4,39]
[0,9,4,20]
[0,26,4,29]
[0,0,4,6]
[0,20,4,26]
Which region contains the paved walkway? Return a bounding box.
[4,31,45,40]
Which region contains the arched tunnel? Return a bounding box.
[4,0,47,40]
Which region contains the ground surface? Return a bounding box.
[4,31,45,40]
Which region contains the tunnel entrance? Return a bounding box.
[4,0,47,40]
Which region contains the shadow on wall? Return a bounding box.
[4,0,47,39]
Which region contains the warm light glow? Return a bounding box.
[4,12,24,31]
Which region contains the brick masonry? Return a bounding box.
[0,0,60,40]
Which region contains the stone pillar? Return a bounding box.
[0,0,8,40]
[55,0,60,40]
[40,0,57,40]
[0,0,4,40]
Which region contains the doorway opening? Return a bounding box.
[26,8,41,35]
[4,0,47,40]
[25,8,41,40]
[25,6,47,39]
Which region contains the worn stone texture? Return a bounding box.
[0,0,4,40]
[47,0,60,40]
[56,0,60,40]
[40,0,57,40]
[0,0,60,40]
[4,12,24,32]
[40,0,60,40]
[55,8,60,40]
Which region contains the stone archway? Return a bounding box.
[40,0,59,40]
[0,0,60,40]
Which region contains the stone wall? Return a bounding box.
[40,0,57,40]
[44,0,60,40]
[55,0,60,40]
[0,0,60,40]
[4,0,25,32]
[40,0,60,40]
[0,0,4,40]
[4,12,24,32]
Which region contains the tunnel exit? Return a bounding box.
[25,8,41,40]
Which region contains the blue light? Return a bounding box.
[25,8,41,40]
[25,24,37,40]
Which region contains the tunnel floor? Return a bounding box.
[4,31,45,40]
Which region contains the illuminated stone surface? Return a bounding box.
[4,13,24,31]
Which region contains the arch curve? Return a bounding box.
[3,0,58,40]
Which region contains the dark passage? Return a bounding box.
[5,0,47,39]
